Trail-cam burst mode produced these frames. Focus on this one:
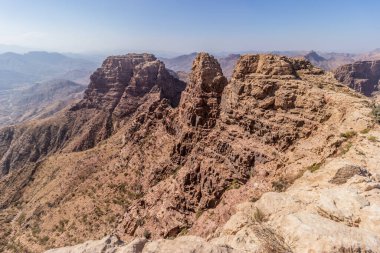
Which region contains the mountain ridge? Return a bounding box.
[0,52,379,252]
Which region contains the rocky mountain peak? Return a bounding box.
[189,52,227,93]
[180,53,227,129]
[232,54,322,80]
[304,50,326,62]
[75,53,185,114]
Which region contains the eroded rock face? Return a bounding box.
[222,54,326,150]
[0,54,185,176]
[78,54,185,115]
[116,54,352,242]
[179,53,227,129]
[334,60,380,96]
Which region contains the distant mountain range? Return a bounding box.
[160,53,240,78]
[161,49,380,75]
[0,79,85,127]
[0,51,98,89]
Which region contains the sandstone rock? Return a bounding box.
[45,235,124,253]
[334,60,380,96]
[0,54,185,176]
[180,52,227,129]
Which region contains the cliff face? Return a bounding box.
[0,54,185,176]
[0,53,378,253]
[334,60,380,96]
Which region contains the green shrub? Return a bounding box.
[272,178,288,192]
[360,128,370,134]
[341,142,353,154]
[372,104,380,123]
[340,131,357,139]
[17,213,26,225]
[252,208,266,223]
[368,135,378,142]
[308,163,322,173]
[39,236,50,245]
[143,230,151,239]
[227,178,241,190]
[195,209,204,219]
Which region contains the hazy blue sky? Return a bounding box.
[0,0,379,54]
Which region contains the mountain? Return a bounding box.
[159,52,197,72]
[160,53,240,78]
[357,48,380,61]
[334,60,380,96]
[0,79,85,127]
[1,53,379,252]
[304,50,326,63]
[0,51,98,89]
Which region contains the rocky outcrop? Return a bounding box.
[334,60,380,96]
[179,53,227,129]
[0,54,185,176]
[116,54,365,243]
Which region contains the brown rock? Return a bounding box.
[334,60,380,96]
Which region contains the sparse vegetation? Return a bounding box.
[341,142,353,154]
[136,218,145,227]
[250,196,260,202]
[31,223,41,236]
[195,209,204,219]
[17,212,26,225]
[227,178,242,190]
[308,163,322,173]
[372,104,380,123]
[368,135,378,142]
[272,177,288,192]
[143,229,152,239]
[360,128,370,134]
[57,219,69,233]
[340,131,357,139]
[178,227,189,236]
[252,208,266,223]
[39,235,50,245]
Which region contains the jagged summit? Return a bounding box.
[232,54,323,80]
[179,53,227,128]
[76,53,185,112]
[189,52,227,93]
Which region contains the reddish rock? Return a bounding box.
[334,60,380,96]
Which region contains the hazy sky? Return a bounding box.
[0,0,379,54]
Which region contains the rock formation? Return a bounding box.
[1,52,379,253]
[0,54,185,176]
[45,121,380,253]
[334,60,380,96]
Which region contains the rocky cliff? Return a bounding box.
[334,60,380,96]
[0,54,185,176]
[0,53,379,253]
